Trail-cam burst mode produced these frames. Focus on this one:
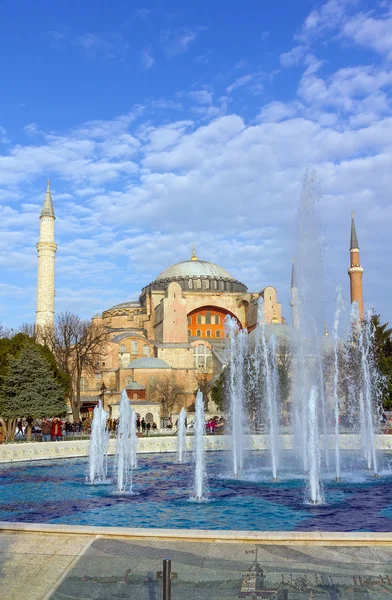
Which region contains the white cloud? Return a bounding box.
[0,126,8,144]
[280,45,307,67]
[136,9,151,18]
[73,32,129,60]
[189,90,213,105]
[343,11,392,60]
[226,74,255,94]
[141,48,155,70]
[23,122,40,137]
[161,28,199,56]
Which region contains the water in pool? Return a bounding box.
[0,451,391,532]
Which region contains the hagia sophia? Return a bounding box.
[35,182,364,424]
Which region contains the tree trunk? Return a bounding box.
[26,423,32,441]
[71,371,82,421]
[0,418,18,442]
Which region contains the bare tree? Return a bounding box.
[42,312,108,420]
[18,323,36,339]
[194,369,215,410]
[0,323,12,339]
[147,373,186,424]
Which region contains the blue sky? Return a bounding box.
[1,0,392,329]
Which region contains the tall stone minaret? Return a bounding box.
[35,180,57,331]
[289,259,300,329]
[348,211,364,319]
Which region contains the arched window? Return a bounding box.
[205,279,210,289]
[145,412,154,424]
[187,316,192,325]
[143,344,149,356]
[205,311,211,324]
[131,341,138,354]
[188,329,192,337]
[133,393,138,400]
[196,329,201,337]
[196,279,202,289]
[126,376,133,385]
[120,344,126,353]
[215,330,221,338]
[197,314,202,324]
[193,344,213,370]
[80,377,88,391]
[206,329,211,337]
[214,315,220,324]
[188,279,193,289]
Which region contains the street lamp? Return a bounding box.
[100,381,107,409]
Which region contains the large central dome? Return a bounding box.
[140,247,248,297]
[156,259,234,281]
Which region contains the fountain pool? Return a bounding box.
[0,451,391,531]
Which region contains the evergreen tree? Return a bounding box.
[370,314,392,410]
[0,344,67,441]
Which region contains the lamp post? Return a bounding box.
[100,381,107,409]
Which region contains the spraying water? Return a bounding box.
[193,390,207,500]
[177,407,187,463]
[333,284,344,480]
[88,400,109,484]
[225,316,248,477]
[116,389,138,492]
[307,386,323,504]
[254,298,280,480]
[293,171,325,503]
[351,303,379,475]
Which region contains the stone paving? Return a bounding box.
[1,529,392,599]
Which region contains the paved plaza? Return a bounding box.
[1,528,392,599]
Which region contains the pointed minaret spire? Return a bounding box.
[291,257,297,289]
[348,211,364,319]
[40,178,55,218]
[350,210,359,250]
[36,179,57,333]
[289,258,300,328]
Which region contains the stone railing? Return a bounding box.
[0,434,391,463]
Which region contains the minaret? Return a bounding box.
[348,211,364,319]
[289,259,300,328]
[35,180,57,331]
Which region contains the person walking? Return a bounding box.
[141,418,146,434]
[16,419,24,437]
[41,417,52,442]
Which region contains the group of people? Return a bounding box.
[205,416,225,434]
[136,417,157,434]
[38,417,63,441]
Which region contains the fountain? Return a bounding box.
[88,399,109,484]
[351,303,379,475]
[332,284,344,481]
[177,407,187,463]
[116,389,138,493]
[192,390,207,501]
[292,171,326,503]
[225,316,248,477]
[253,298,280,481]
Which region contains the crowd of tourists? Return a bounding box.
[5,412,225,443]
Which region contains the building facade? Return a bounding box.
[35,184,363,424]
